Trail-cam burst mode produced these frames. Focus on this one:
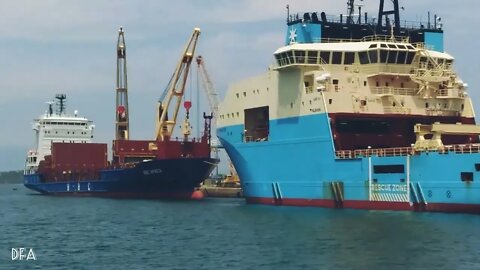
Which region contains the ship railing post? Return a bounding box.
[318,85,336,155]
[368,146,372,201]
[406,154,411,205]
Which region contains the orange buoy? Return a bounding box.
[191,190,204,200]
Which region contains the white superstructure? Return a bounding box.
[24,94,95,174]
[218,37,473,133]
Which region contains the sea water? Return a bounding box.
[1,183,480,270]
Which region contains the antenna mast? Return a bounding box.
[347,0,355,24]
[115,27,130,140]
[377,0,401,35]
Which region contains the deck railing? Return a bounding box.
[335,144,480,159]
[372,87,417,96]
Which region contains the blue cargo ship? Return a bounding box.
[23,94,217,199]
[24,28,218,198]
[217,0,480,213]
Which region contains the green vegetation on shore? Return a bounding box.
[0,170,23,183]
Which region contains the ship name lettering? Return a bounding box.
[143,169,163,175]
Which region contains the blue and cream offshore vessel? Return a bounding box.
[217,0,480,213]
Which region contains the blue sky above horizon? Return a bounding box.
[0,0,479,171]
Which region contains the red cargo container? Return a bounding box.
[37,143,108,182]
[112,138,210,165]
[51,143,108,169]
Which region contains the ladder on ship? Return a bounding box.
[409,182,428,210]
[331,181,344,208]
[272,182,283,205]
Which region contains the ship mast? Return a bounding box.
[377,0,401,35]
[156,28,201,141]
[115,27,130,140]
[346,0,355,24]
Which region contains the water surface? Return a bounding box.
[1,184,479,269]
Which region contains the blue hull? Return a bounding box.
[218,113,480,213]
[24,158,219,198]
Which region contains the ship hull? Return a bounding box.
[218,113,480,214]
[24,158,219,199]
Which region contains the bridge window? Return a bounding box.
[320,51,331,64]
[387,51,398,64]
[359,51,369,64]
[368,50,378,63]
[397,51,407,64]
[406,52,415,64]
[344,52,355,65]
[331,52,342,64]
[307,51,318,64]
[274,54,281,66]
[445,59,453,68]
[380,50,389,63]
[286,51,294,65]
[279,52,288,65]
[294,50,306,64]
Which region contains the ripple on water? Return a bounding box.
[2,184,480,269]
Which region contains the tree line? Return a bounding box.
[0,170,23,183]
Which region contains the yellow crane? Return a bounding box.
[156,28,201,141]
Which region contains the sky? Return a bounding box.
[0,0,479,171]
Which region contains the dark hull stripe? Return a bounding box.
[36,190,205,200]
[246,197,480,214]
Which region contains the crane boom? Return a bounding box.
[156,28,201,141]
[115,27,130,140]
[196,55,219,124]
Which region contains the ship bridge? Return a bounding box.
[274,40,417,69]
[273,39,454,72]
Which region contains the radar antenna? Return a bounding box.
[55,94,66,115]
